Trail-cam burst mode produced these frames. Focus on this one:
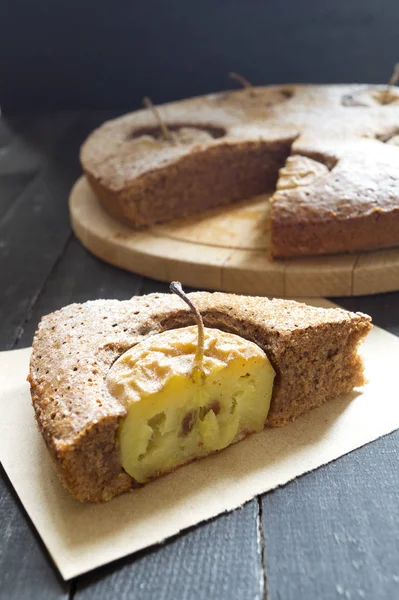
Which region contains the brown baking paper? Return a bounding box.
[1,305,399,580]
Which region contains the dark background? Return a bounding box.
[1,3,399,598]
[1,0,399,112]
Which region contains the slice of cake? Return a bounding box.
[270,138,399,257]
[28,290,371,502]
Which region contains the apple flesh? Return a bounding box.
[107,326,275,483]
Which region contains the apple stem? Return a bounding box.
[384,63,399,104]
[170,281,205,382]
[143,96,172,141]
[229,72,253,89]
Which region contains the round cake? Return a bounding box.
[80,84,399,258]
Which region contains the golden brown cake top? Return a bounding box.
[81,84,399,193]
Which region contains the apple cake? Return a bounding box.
[28,291,371,501]
[80,84,399,258]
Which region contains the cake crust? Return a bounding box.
[80,84,399,257]
[28,292,371,502]
[270,138,399,256]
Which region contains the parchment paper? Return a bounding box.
[1,312,399,580]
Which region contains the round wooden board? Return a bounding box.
[70,176,399,297]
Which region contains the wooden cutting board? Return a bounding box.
[69,176,399,297]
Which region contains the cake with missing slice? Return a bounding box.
[80,84,399,258]
[28,289,371,502]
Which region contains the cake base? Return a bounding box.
[69,176,399,297]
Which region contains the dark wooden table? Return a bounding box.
[1,112,398,600]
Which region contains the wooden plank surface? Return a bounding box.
[0,113,81,350]
[262,433,399,600]
[1,112,399,600]
[0,113,78,600]
[75,501,263,600]
[0,112,123,599]
[0,466,69,600]
[70,176,399,299]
